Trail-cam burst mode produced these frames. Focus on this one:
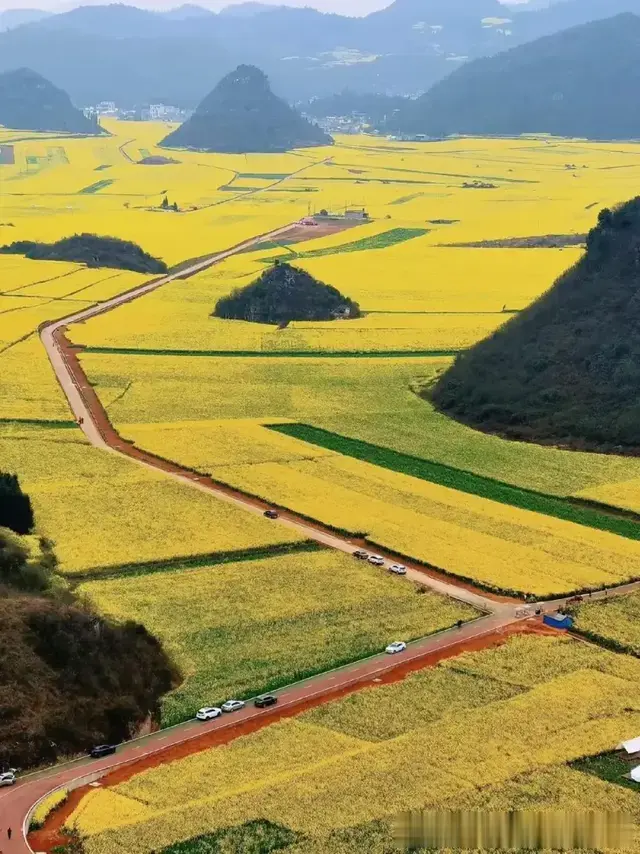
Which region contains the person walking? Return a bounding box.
[7,828,12,840]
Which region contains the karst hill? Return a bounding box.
[214,260,360,324]
[431,197,640,453]
[0,68,99,133]
[161,64,333,153]
[391,14,640,139]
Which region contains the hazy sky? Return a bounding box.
[1,0,389,12]
[0,0,534,15]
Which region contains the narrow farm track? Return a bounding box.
[3,225,640,852]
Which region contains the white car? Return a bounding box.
[368,555,385,566]
[385,641,407,655]
[221,699,246,713]
[0,771,16,787]
[389,564,407,576]
[196,707,222,721]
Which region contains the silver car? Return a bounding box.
[221,699,246,713]
[0,771,16,787]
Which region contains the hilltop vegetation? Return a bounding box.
[391,14,640,139]
[0,594,176,768]
[431,197,640,453]
[214,261,360,324]
[161,65,332,153]
[0,234,167,274]
[0,482,176,769]
[0,67,97,133]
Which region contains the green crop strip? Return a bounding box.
[78,179,115,194]
[237,172,290,179]
[266,227,429,263]
[69,540,324,582]
[267,423,640,542]
[82,347,460,358]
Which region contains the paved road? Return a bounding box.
[0,611,521,854]
[8,225,638,853]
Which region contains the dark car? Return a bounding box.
[89,744,117,759]
[255,694,278,708]
[264,510,279,520]
[353,550,369,560]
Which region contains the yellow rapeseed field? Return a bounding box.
[205,453,640,596]
[574,477,640,515]
[78,549,477,724]
[78,352,640,498]
[0,424,303,574]
[572,590,640,655]
[30,789,69,830]
[66,635,640,854]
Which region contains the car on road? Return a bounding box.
[385,641,407,655]
[264,510,279,520]
[89,744,117,759]
[221,699,246,713]
[389,564,407,575]
[0,771,16,787]
[254,694,278,708]
[196,706,222,721]
[353,550,369,560]
[566,595,584,605]
[368,555,385,566]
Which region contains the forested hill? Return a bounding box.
[390,14,640,139]
[0,67,98,133]
[161,65,332,153]
[430,198,640,453]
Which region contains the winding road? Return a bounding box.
[2,222,640,852]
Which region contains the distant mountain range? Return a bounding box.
[390,13,640,139]
[2,0,640,107]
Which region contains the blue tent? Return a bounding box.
[543,613,573,630]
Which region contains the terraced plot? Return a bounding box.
[0,423,304,575]
[79,550,477,725]
[66,635,640,854]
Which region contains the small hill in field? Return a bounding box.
[390,14,640,139]
[161,64,332,153]
[430,198,640,453]
[213,260,360,324]
[0,67,98,133]
[0,233,167,274]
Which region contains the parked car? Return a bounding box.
[389,564,407,575]
[264,510,279,520]
[89,744,117,759]
[0,771,16,787]
[368,555,385,566]
[385,641,407,655]
[353,550,369,560]
[221,699,246,713]
[196,706,222,721]
[255,694,278,708]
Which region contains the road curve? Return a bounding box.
[5,224,637,853]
